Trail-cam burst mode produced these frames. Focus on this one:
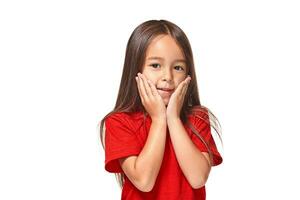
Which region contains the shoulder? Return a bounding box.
[189,106,210,123]
[105,111,145,128]
[106,111,144,121]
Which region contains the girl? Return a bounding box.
[99,19,223,200]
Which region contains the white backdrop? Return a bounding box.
[1,0,299,199]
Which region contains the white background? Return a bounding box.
[1,0,299,199]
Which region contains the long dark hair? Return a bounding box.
[98,19,223,189]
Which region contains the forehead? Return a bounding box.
[145,35,185,61]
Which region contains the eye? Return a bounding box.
[174,65,185,71]
[150,63,160,69]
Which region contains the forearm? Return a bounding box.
[167,117,211,188]
[135,117,167,189]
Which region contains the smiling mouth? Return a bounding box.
[157,88,174,96]
[157,88,174,92]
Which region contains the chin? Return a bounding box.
[163,99,169,106]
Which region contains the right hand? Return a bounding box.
[135,72,166,120]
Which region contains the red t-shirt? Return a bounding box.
[104,110,222,200]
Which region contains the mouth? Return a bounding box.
[157,88,174,92]
[157,88,174,96]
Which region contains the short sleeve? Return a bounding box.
[104,113,142,173]
[190,112,223,166]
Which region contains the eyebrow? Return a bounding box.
[147,56,186,63]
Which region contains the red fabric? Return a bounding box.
[104,110,222,200]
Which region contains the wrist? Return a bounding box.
[151,116,167,123]
[167,116,181,124]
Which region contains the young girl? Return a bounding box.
[99,19,223,200]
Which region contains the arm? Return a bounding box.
[119,117,167,192]
[120,72,167,192]
[165,76,211,189]
[167,117,212,189]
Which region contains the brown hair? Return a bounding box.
[98,19,223,189]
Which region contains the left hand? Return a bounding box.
[166,76,191,120]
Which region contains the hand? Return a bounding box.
[166,76,191,120]
[135,73,167,120]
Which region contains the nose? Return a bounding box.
[162,68,173,82]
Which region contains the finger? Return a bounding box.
[180,77,191,96]
[137,74,149,101]
[135,76,144,102]
[139,73,153,97]
[181,81,189,97]
[175,79,187,96]
[147,79,159,97]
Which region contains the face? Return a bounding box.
[141,34,188,105]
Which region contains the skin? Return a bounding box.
[142,34,189,104]
[133,34,212,190]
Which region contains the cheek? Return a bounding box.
[143,73,158,85]
[174,76,186,88]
